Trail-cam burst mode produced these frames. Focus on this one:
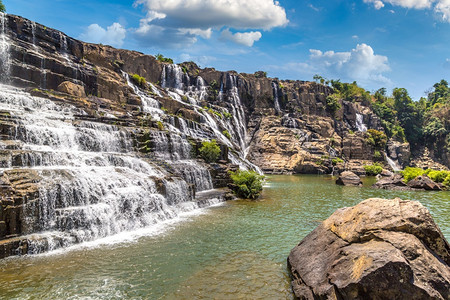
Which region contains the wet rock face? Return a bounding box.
[288,198,450,300]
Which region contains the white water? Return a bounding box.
[0,12,10,82]
[356,113,367,132]
[0,84,221,253]
[272,82,281,113]
[123,71,163,118]
[385,153,402,171]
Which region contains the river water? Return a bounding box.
[0,175,449,299]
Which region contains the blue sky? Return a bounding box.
[5,0,449,100]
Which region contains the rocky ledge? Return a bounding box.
[288,198,450,299]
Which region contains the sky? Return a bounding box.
[4,0,450,100]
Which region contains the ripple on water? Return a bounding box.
[0,175,448,299]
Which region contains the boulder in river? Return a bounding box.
[407,175,442,191]
[288,198,450,300]
[335,171,362,186]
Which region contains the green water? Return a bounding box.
[0,175,449,299]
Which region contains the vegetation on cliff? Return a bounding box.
[317,75,449,165]
[229,170,265,200]
[363,163,383,176]
[199,139,221,163]
[0,0,5,13]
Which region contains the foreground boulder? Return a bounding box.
[335,171,362,186]
[288,198,450,300]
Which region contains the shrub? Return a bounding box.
[443,174,450,187]
[222,130,231,139]
[155,53,174,64]
[229,170,265,200]
[332,158,344,165]
[401,167,425,182]
[131,74,146,87]
[365,129,387,149]
[0,0,5,13]
[363,163,383,176]
[223,112,232,119]
[326,94,341,115]
[157,121,164,131]
[427,170,450,183]
[199,139,221,163]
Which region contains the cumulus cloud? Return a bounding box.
[133,0,288,48]
[79,23,126,47]
[220,29,262,47]
[274,44,391,85]
[435,0,450,21]
[364,0,450,21]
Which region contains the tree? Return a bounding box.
[0,0,5,13]
[229,170,265,199]
[393,88,423,145]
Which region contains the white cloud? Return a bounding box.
[364,0,450,22]
[352,35,359,39]
[134,0,288,30]
[435,0,450,21]
[220,29,262,47]
[79,23,126,47]
[364,0,385,9]
[133,0,288,48]
[273,44,391,85]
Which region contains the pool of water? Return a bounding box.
[0,175,449,299]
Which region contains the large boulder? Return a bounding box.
[288,198,450,300]
[408,175,442,191]
[336,171,362,186]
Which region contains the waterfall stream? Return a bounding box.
[356,113,368,132]
[0,85,220,253]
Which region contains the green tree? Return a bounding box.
[229,170,265,199]
[0,0,5,13]
[326,94,341,115]
[393,88,423,145]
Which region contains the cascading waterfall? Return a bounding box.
[0,84,221,253]
[159,65,262,173]
[123,71,163,118]
[356,113,368,132]
[0,12,11,82]
[385,153,402,172]
[272,82,281,113]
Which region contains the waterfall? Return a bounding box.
[356,113,367,132]
[272,82,281,113]
[385,153,402,172]
[123,71,163,118]
[0,84,221,253]
[0,12,10,82]
[31,21,37,48]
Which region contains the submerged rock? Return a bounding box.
[288,198,450,300]
[335,171,362,186]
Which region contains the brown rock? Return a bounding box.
[288,198,450,300]
[57,81,86,98]
[372,174,408,190]
[336,171,362,186]
[408,175,442,191]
